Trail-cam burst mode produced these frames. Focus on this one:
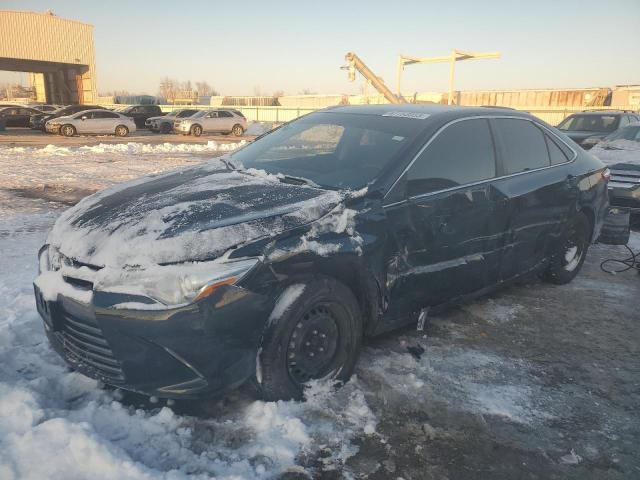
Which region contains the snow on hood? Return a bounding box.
[47,162,341,268]
[591,139,640,166]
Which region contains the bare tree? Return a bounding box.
[272,89,285,98]
[158,77,177,102]
[298,88,317,95]
[195,81,218,97]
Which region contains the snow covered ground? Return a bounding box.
[1,143,639,479]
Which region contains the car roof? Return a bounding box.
[321,104,531,120]
[572,111,628,116]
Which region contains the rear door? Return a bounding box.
[491,117,576,280]
[383,117,506,323]
[217,110,235,132]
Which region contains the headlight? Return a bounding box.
[38,245,50,274]
[97,257,259,306]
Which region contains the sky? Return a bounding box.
[1,0,639,96]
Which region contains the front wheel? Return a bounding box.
[257,276,362,401]
[191,125,202,137]
[543,212,590,284]
[115,125,129,137]
[60,124,76,137]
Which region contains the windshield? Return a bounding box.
[231,111,425,190]
[603,125,640,142]
[558,114,619,132]
[164,110,178,117]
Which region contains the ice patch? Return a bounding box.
[464,299,523,324]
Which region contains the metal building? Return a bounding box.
[0,10,97,104]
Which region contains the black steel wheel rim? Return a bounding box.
[286,305,340,385]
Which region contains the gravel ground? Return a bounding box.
[1,140,638,479]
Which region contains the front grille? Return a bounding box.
[60,309,125,383]
[610,168,640,190]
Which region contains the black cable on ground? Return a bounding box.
[600,245,640,274]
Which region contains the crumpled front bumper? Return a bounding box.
[34,282,271,399]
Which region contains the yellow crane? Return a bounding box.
[396,49,501,104]
[343,52,403,104]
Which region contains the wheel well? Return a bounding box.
[579,207,596,242]
[191,124,202,130]
[311,259,378,336]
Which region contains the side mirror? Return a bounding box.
[81,116,87,121]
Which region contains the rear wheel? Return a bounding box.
[191,125,202,137]
[115,125,129,137]
[231,124,244,137]
[543,212,590,284]
[60,124,76,137]
[257,276,362,401]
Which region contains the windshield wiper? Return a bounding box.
[219,157,237,170]
[278,175,322,188]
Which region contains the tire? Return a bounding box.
[257,276,362,401]
[160,122,172,134]
[231,124,244,137]
[115,125,129,137]
[60,124,76,137]
[543,212,590,285]
[191,125,202,137]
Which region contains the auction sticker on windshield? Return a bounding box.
[382,111,431,120]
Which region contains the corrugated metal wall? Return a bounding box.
[0,10,97,103]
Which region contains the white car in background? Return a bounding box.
[45,109,137,137]
[174,109,247,137]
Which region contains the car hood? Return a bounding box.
[47,162,342,268]
[147,115,170,122]
[564,131,608,142]
[591,139,640,166]
[50,115,73,122]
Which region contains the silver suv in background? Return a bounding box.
[46,109,136,137]
[145,108,198,133]
[174,109,247,137]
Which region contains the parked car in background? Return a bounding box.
[591,122,640,216]
[28,104,59,112]
[115,104,164,129]
[557,110,640,149]
[45,109,136,137]
[145,108,197,133]
[31,104,105,131]
[34,105,609,402]
[0,106,42,127]
[174,109,247,136]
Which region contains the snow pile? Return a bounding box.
[0,205,377,480]
[4,141,244,157]
[591,139,640,166]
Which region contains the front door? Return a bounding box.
[382,117,506,327]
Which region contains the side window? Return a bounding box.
[494,119,550,175]
[98,112,119,119]
[545,134,569,165]
[207,111,218,118]
[76,111,92,119]
[619,116,630,128]
[406,118,496,196]
[218,111,233,118]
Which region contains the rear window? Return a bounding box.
[558,114,619,133]
[494,119,550,174]
[405,118,496,195]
